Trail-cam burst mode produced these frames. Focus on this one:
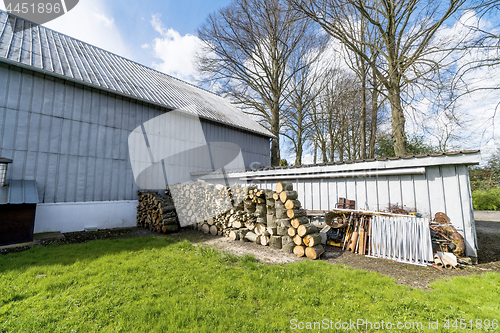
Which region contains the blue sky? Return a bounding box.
[1,0,232,82]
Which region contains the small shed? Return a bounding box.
[201,151,481,257]
[0,179,39,246]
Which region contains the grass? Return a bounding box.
[1,237,499,332]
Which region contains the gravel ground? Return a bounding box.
[2,221,499,289]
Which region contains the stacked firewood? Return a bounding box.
[137,190,179,233]
[137,180,325,260]
[273,181,325,260]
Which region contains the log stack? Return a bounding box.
[137,190,179,233]
[137,180,324,260]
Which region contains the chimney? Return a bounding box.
[0,158,12,187]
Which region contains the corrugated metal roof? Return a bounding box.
[0,10,273,138]
[250,150,481,172]
[0,180,39,204]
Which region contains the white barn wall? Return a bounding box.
[34,200,138,233]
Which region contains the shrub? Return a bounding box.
[472,187,500,211]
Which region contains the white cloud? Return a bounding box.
[94,10,115,28]
[0,0,132,60]
[147,14,203,84]
[44,1,130,59]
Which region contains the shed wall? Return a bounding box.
[250,165,477,256]
[0,64,270,203]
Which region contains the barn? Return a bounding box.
[0,11,273,234]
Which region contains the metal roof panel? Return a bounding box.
[0,10,273,138]
[0,180,39,204]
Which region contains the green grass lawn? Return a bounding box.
[1,236,499,332]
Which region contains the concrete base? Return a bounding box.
[0,241,37,250]
[34,200,138,233]
[473,210,500,222]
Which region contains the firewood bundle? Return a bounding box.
[273,181,325,260]
[137,190,179,233]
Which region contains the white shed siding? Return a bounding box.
[254,166,477,256]
[204,153,480,256]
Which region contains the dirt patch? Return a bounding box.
[2,222,499,289]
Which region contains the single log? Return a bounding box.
[277,226,288,236]
[293,235,304,246]
[272,193,280,201]
[245,231,258,242]
[285,199,301,210]
[256,217,267,224]
[267,214,276,227]
[293,245,305,257]
[287,227,297,237]
[254,223,267,235]
[201,224,210,234]
[287,209,306,219]
[255,235,262,244]
[239,228,249,241]
[276,181,293,193]
[275,200,285,210]
[276,209,288,219]
[245,221,256,231]
[229,230,240,241]
[277,218,292,228]
[232,220,245,229]
[291,216,309,228]
[280,190,298,203]
[209,225,218,236]
[281,236,294,246]
[163,217,178,225]
[260,235,270,246]
[282,244,294,253]
[161,224,178,233]
[269,236,282,249]
[207,217,215,226]
[305,245,325,260]
[267,227,278,235]
[297,224,319,237]
[303,233,322,247]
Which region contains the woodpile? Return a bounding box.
[137,189,179,233]
[137,180,325,260]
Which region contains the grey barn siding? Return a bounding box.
[0,63,270,203]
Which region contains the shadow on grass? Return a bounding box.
[0,235,185,273]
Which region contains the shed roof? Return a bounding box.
[0,180,39,204]
[0,10,273,138]
[194,150,481,179]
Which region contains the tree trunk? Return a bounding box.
[271,115,280,166]
[368,62,379,158]
[388,83,407,157]
[360,64,367,159]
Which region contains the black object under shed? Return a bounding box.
[0,180,39,246]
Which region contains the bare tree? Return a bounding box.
[290,0,467,156]
[282,32,331,165]
[197,0,313,166]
